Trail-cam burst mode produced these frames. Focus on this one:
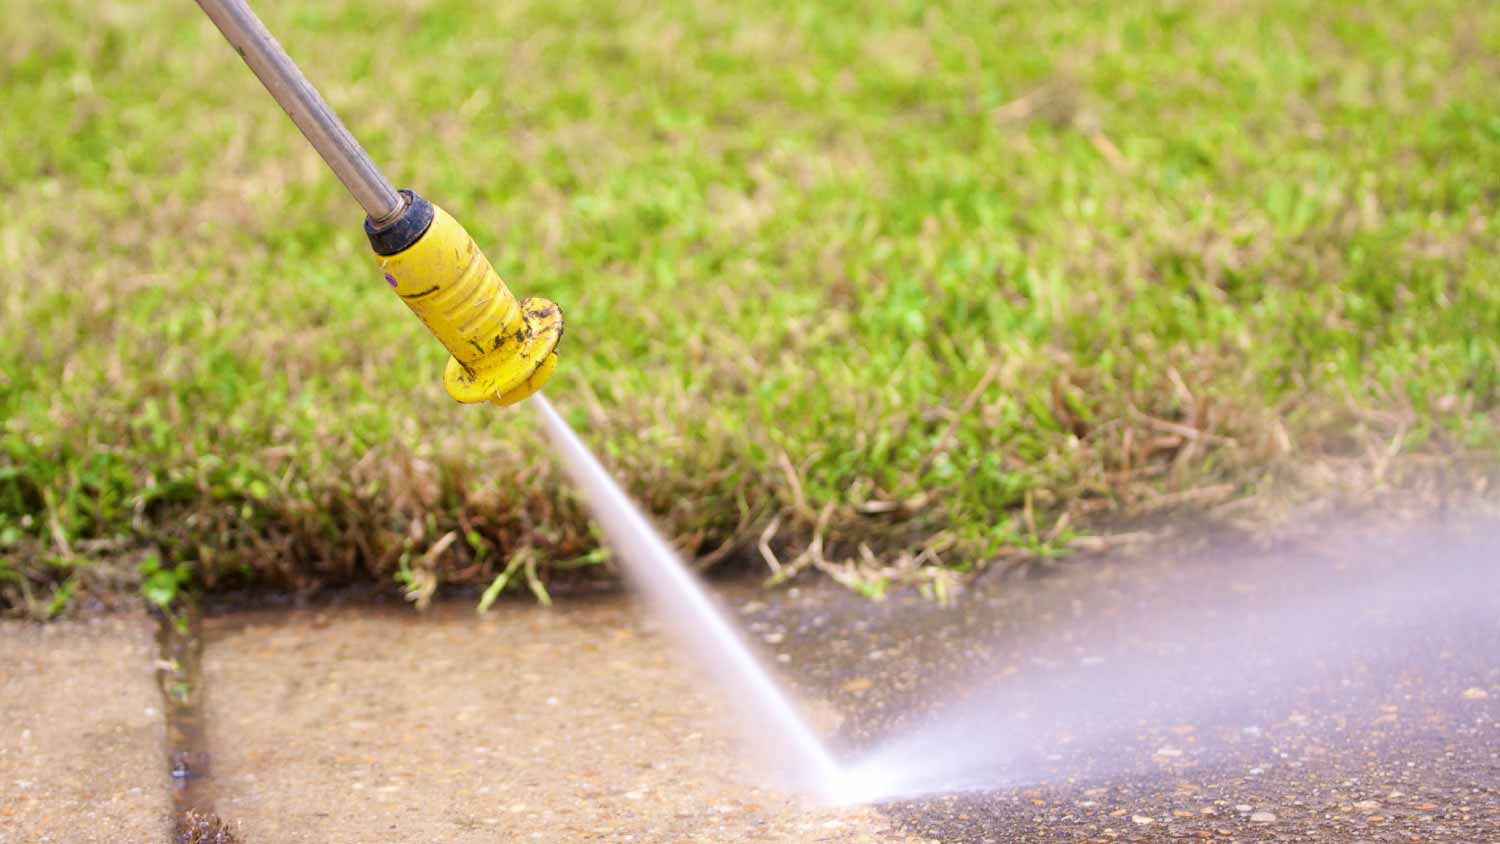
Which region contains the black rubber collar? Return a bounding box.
[366,190,435,256]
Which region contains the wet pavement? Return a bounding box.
[752,517,1500,843]
[0,516,1495,843]
[0,615,168,843]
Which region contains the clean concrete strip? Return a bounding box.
[203,600,918,843]
[0,615,169,843]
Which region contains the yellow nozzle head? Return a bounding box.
[374,200,562,406]
[493,348,558,406]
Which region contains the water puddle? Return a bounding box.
[155,604,242,841]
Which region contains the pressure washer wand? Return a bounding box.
[195,0,562,406]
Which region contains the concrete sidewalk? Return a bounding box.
[7,517,1490,844]
[0,615,168,844]
[201,599,916,843]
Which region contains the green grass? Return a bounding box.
[4,0,1500,616]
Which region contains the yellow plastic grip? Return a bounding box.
[374,204,562,406]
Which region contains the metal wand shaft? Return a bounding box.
[194,0,405,228]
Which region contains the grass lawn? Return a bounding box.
[4,0,1499,616]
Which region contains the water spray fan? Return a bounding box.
[195,0,562,406]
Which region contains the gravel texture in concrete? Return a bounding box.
[200,599,918,843]
[0,614,169,844]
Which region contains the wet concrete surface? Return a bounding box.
[199,599,916,843]
[0,614,169,843]
[751,517,1499,843]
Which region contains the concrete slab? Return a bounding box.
[202,599,920,843]
[0,615,169,844]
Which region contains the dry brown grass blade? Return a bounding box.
[1068,531,1157,553]
[776,450,817,522]
[757,516,783,577]
[1138,484,1238,514]
[1088,131,1127,170]
[920,362,1001,475]
[693,532,740,570]
[1130,406,1238,447]
[405,530,458,610]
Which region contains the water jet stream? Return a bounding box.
[532,395,844,798]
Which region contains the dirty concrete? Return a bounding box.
[200,599,917,843]
[0,614,169,843]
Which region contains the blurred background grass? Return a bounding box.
[3,0,1499,616]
